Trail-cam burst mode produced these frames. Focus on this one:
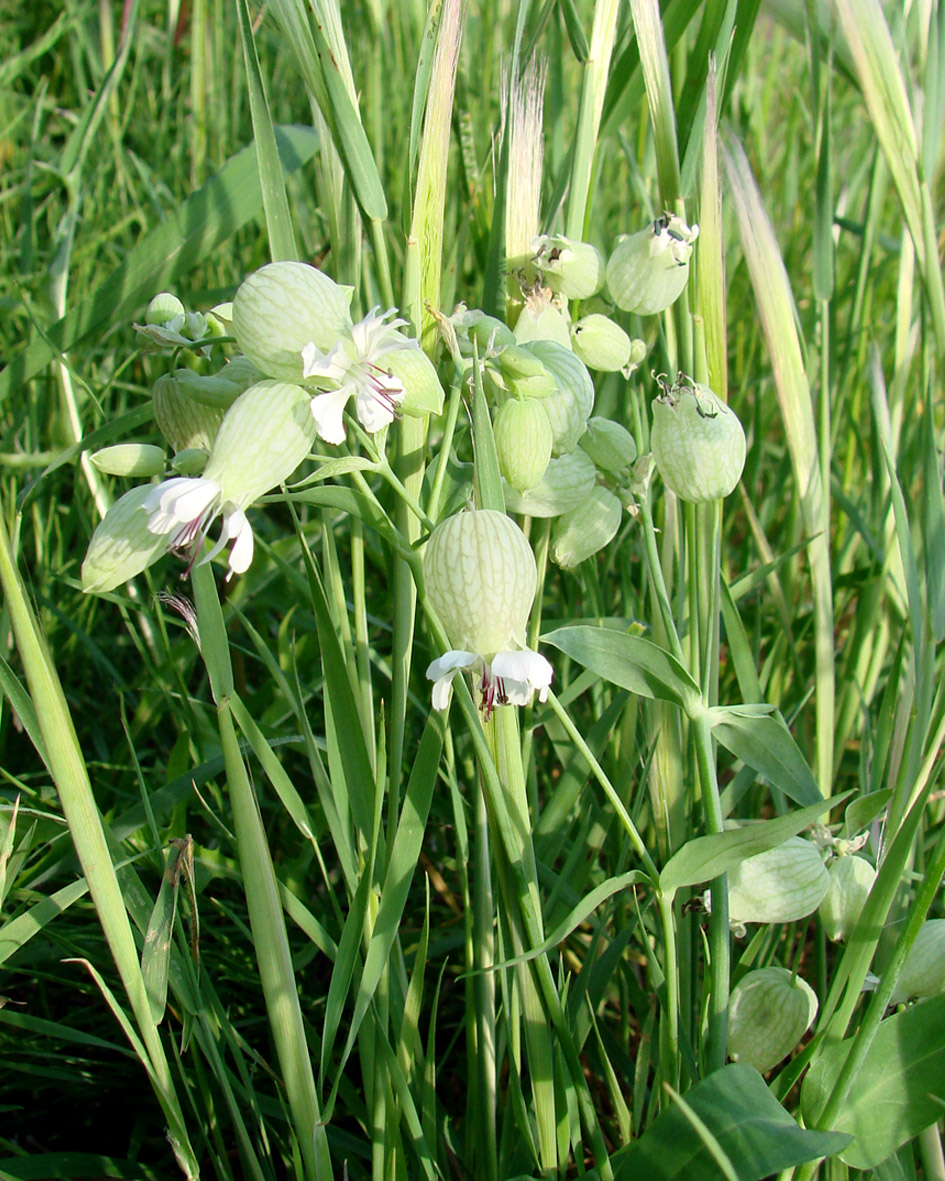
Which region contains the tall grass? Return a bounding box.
[2,1,944,1179]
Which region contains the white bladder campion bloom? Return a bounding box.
[302,308,420,444]
[423,509,552,714]
[81,379,315,593]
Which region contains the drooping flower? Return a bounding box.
[302,308,420,444]
[423,509,553,714]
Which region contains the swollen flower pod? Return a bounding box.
[551,487,622,567]
[889,920,945,1004]
[153,373,226,454]
[570,314,632,372]
[606,214,698,315]
[232,261,353,383]
[81,485,174,594]
[819,855,876,943]
[512,287,572,350]
[579,417,638,475]
[728,967,819,1073]
[423,509,552,712]
[726,837,830,926]
[503,450,598,518]
[531,235,605,300]
[494,397,554,493]
[650,375,746,503]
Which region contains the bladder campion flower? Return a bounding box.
[302,308,420,444]
[606,214,698,316]
[650,373,746,503]
[423,509,552,714]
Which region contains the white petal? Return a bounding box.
[492,648,554,704]
[354,379,403,434]
[225,509,254,577]
[310,387,354,444]
[431,673,456,712]
[302,340,345,383]
[426,650,479,680]
[145,477,219,535]
[426,650,479,712]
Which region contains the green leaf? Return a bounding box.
[843,789,892,838]
[801,994,945,1169]
[542,625,702,712]
[659,793,847,898]
[586,1064,849,1180]
[0,126,319,406]
[141,841,185,1025]
[707,704,821,806]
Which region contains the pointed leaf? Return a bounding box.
[801,994,945,1169]
[708,704,821,806]
[588,1064,849,1180]
[659,794,848,898]
[543,625,701,712]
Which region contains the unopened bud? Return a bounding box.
[512,287,572,350]
[145,292,185,326]
[494,398,554,493]
[90,443,166,478]
[819,855,876,943]
[579,417,638,474]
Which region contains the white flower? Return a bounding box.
[144,477,254,581]
[422,508,553,714]
[302,308,419,444]
[426,647,553,715]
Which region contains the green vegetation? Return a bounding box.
[2,1,945,1178]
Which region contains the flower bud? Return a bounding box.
[819,855,876,943]
[171,368,243,410]
[532,235,605,300]
[651,375,745,503]
[215,355,261,393]
[579,417,638,474]
[570,314,632,372]
[503,449,597,517]
[423,509,537,658]
[728,967,819,1073]
[606,214,698,315]
[494,398,554,493]
[726,837,830,926]
[522,341,595,454]
[170,448,209,475]
[231,261,353,383]
[384,347,444,418]
[152,373,226,454]
[81,485,171,594]
[890,920,945,1004]
[90,443,166,478]
[145,292,185,325]
[551,487,622,567]
[460,310,517,355]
